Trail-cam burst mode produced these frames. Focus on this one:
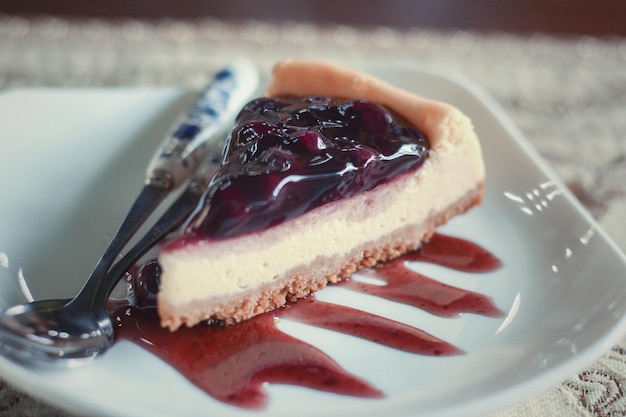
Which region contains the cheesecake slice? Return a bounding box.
[157,60,484,331]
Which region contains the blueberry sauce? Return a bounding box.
[112,305,382,409]
[111,233,502,409]
[407,233,503,272]
[274,297,464,356]
[182,96,430,239]
[341,236,504,318]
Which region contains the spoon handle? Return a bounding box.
[146,59,259,189]
[91,145,224,320]
[78,62,258,302]
[84,184,170,300]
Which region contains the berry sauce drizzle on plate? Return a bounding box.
[110,233,502,409]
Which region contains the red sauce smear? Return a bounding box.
[408,233,503,272]
[112,306,381,409]
[275,297,464,355]
[112,233,502,409]
[342,234,503,317]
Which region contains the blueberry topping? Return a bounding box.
[131,259,161,308]
[188,96,430,239]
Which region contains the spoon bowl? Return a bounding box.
[0,299,108,364]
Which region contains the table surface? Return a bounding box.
[1,7,626,417]
[3,0,626,37]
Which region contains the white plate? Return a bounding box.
[1,65,625,417]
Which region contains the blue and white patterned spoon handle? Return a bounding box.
[146,59,259,189]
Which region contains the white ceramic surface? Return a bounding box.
[1,66,625,417]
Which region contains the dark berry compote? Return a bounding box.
[183,96,430,239]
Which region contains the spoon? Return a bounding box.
[0,146,223,364]
[0,61,258,364]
